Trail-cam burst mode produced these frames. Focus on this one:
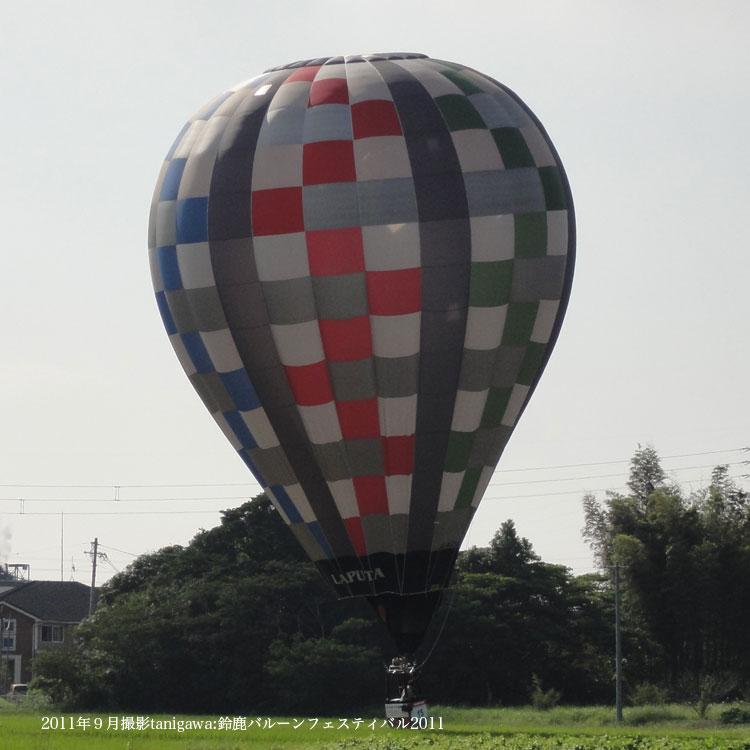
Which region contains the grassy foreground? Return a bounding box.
[1,703,749,749]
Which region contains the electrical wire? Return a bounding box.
[0,450,745,516]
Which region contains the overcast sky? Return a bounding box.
[1,1,747,586]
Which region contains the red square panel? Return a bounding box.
[366,268,422,315]
[252,187,304,236]
[303,141,356,185]
[343,516,367,557]
[353,475,389,515]
[285,66,321,83]
[319,316,372,362]
[309,78,349,106]
[284,361,333,406]
[382,435,415,476]
[336,398,379,439]
[351,100,402,139]
[307,228,365,276]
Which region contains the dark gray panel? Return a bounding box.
[184,287,228,332]
[189,371,233,413]
[468,427,504,468]
[373,355,419,398]
[312,273,368,319]
[247,445,299,485]
[457,348,497,391]
[209,238,258,285]
[262,277,317,324]
[343,438,385,476]
[312,443,351,482]
[490,345,525,388]
[361,514,395,553]
[510,256,567,302]
[219,282,270,329]
[482,424,514,465]
[164,289,197,334]
[329,359,377,401]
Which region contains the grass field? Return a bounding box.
[1,702,749,749]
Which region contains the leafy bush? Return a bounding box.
[628,682,668,706]
[530,674,561,711]
[719,705,750,724]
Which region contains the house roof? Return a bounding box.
[0,581,95,622]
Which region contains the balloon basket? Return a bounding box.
[384,656,428,727]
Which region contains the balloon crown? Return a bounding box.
[264,53,428,71]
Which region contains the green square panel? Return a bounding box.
[435,94,486,131]
[538,166,568,211]
[444,430,476,473]
[514,213,547,258]
[491,128,535,168]
[469,260,513,307]
[440,69,485,96]
[501,302,538,346]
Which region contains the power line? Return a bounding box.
[0,482,254,490]
[0,447,744,492]
[4,509,224,516]
[491,447,745,473]
[97,544,140,557]
[0,495,250,504]
[1,460,745,504]
[487,461,746,488]
[4,473,747,517]
[0,449,744,517]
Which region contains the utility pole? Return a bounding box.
[60,512,64,582]
[85,538,105,616]
[614,562,623,723]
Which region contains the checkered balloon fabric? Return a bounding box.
[148,53,575,601]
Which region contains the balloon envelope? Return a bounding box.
[148,53,575,652]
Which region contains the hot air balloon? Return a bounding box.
[148,53,574,716]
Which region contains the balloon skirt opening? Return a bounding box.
[367,590,443,654]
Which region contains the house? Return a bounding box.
[0,581,96,685]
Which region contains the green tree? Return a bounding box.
[582,446,750,701]
[426,526,614,705]
[33,501,616,712]
[35,495,341,712]
[265,634,381,714]
[626,444,667,502]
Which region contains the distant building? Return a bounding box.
[0,581,96,685]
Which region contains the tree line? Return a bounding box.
[582,445,750,714]
[31,446,750,714]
